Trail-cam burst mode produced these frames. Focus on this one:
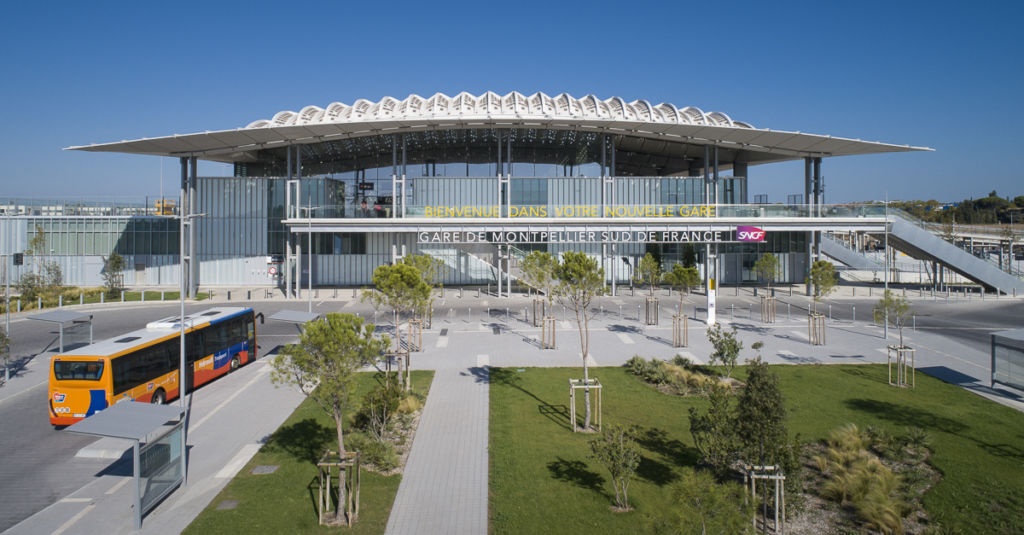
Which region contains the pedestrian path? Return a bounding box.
[387,358,491,532]
[385,363,489,535]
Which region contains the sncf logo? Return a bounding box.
[53,392,66,403]
[736,226,766,242]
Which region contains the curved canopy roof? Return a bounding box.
[67,91,930,167]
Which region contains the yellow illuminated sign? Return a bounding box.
[422,205,716,218]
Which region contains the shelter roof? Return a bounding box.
[67,91,930,165]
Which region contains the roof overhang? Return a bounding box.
[66,92,931,165]
[67,118,929,165]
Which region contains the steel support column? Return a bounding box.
[188,156,197,299]
[805,157,813,295]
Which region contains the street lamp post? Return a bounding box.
[884,193,889,341]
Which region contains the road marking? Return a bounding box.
[191,364,270,432]
[59,498,92,503]
[106,477,132,495]
[0,380,47,407]
[52,504,95,535]
[436,336,449,348]
[477,354,489,368]
[615,333,635,345]
[790,330,808,340]
[216,444,262,479]
[875,347,890,355]
[779,350,797,357]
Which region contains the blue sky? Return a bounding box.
[1,0,1020,203]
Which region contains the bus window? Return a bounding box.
[54,360,104,381]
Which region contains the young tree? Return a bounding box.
[520,250,558,309]
[706,323,743,378]
[753,253,780,291]
[635,252,662,296]
[688,382,737,476]
[589,424,641,511]
[666,468,753,535]
[873,290,913,347]
[270,313,389,454]
[555,251,605,430]
[735,358,790,530]
[102,252,126,297]
[808,260,837,314]
[362,263,431,351]
[663,263,701,311]
[401,254,446,323]
[734,359,788,466]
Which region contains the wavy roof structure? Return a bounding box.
[244,91,755,130]
[68,91,930,166]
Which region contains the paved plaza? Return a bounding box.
[1,287,1021,534]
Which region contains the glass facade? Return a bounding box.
[29,217,179,256]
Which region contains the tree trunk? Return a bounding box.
[577,307,591,431]
[335,411,346,453]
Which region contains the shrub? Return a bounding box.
[671,354,694,368]
[360,438,399,472]
[355,380,404,441]
[589,425,641,510]
[397,393,422,414]
[625,355,649,376]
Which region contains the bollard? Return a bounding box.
[563,306,566,322]
[100,293,104,304]
[749,304,752,319]
[476,288,480,298]
[59,295,63,308]
[17,299,21,312]
[637,304,641,322]
[353,288,357,298]
[852,305,856,323]
[869,287,872,297]
[141,291,145,303]
[80,294,83,305]
[161,290,165,301]
[468,307,471,322]
[730,304,734,317]
[334,288,338,298]
[829,304,832,320]
[913,313,916,331]
[787,302,791,320]
[247,290,251,300]
[460,287,464,299]
[227,290,231,301]
[506,307,509,323]
[38,297,42,309]
[619,305,622,318]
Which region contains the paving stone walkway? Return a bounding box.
[385,360,489,535]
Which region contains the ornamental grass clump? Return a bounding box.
[814,424,910,534]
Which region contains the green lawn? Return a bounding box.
[490,365,1024,534]
[184,370,433,535]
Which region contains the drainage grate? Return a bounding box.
[251,465,279,475]
[216,500,239,510]
[440,328,448,336]
[492,326,501,335]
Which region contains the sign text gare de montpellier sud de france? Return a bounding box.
[418,226,766,244]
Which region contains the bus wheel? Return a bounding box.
[230,355,240,372]
[151,389,166,405]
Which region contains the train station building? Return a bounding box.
[4,91,945,317]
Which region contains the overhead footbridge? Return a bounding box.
[872,214,1024,293]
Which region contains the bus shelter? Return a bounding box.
[27,310,93,352]
[66,402,186,529]
[992,328,1024,391]
[269,310,323,325]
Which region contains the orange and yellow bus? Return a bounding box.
[48,307,260,426]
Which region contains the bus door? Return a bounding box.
[246,318,256,363]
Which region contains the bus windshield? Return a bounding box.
[54,360,104,381]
